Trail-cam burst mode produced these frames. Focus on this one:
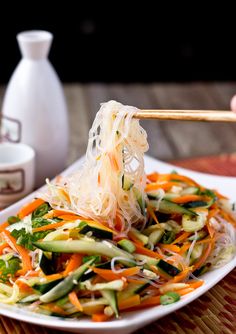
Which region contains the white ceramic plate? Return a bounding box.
[0,155,236,334]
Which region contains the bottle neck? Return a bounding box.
[17,30,53,60]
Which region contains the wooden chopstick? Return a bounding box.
[133,110,236,122]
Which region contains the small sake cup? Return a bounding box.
[0,143,35,209]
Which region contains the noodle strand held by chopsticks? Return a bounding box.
[44,101,149,233]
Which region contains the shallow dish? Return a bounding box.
[0,155,235,334]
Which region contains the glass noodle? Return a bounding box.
[43,101,149,233]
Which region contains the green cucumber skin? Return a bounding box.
[39,258,95,303]
[33,279,63,294]
[118,282,149,300]
[33,240,134,261]
[157,259,181,277]
[158,200,197,216]
[118,239,136,253]
[101,290,119,318]
[80,225,113,240]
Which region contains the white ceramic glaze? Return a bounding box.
[2,30,69,188]
[0,155,235,333]
[0,143,35,208]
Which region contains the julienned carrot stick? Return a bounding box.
[32,221,68,233]
[57,214,80,221]
[92,313,111,322]
[159,244,181,253]
[64,254,83,276]
[46,210,116,234]
[0,222,9,232]
[146,172,159,182]
[193,241,214,271]
[16,280,35,294]
[18,198,45,219]
[92,267,140,281]
[47,209,76,217]
[147,208,159,224]
[187,280,204,289]
[84,220,116,234]
[172,195,205,204]
[171,268,190,283]
[145,181,180,192]
[179,242,191,255]
[139,296,161,307]
[134,243,164,259]
[118,295,141,310]
[168,174,201,187]
[0,242,8,254]
[42,303,68,316]
[69,291,83,312]
[121,267,140,277]
[43,273,64,281]
[122,296,161,312]
[171,232,191,245]
[1,230,32,275]
[177,287,194,296]
[196,237,214,245]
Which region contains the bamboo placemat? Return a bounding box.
[0,153,236,334]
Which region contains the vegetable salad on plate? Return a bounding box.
[0,101,235,322]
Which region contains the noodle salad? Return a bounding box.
[0,101,235,321]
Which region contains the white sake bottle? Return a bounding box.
[2,30,69,188]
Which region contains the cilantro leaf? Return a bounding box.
[11,228,52,251]
[11,229,33,250]
[0,256,21,282]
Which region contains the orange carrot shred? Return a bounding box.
[177,287,194,296]
[32,221,68,233]
[0,242,9,255]
[0,222,9,232]
[171,232,191,245]
[69,291,83,312]
[179,242,191,255]
[18,198,45,219]
[1,230,32,275]
[134,243,164,259]
[188,280,204,289]
[146,172,159,182]
[193,241,214,271]
[172,195,206,204]
[159,244,181,253]
[64,254,83,276]
[92,313,111,322]
[118,295,141,310]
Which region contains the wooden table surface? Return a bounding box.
[62,82,236,164]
